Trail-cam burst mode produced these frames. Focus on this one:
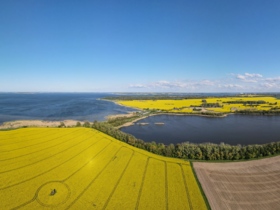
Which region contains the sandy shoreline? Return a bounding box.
[105,99,143,111]
[116,112,228,129]
[115,116,149,129]
[0,120,80,130]
[0,99,229,130]
[106,112,136,120]
[108,100,229,129]
[0,112,229,130]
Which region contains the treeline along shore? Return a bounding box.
[1,117,279,161]
[92,121,280,161]
[103,93,280,101]
[2,93,280,161]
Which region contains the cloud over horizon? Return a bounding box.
[236,73,263,83]
[128,73,280,92]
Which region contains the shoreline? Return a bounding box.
[105,99,143,111]
[0,119,81,130]
[115,115,149,129]
[116,112,229,129]
[0,112,227,130]
[2,100,279,130]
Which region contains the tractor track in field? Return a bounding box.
[0,132,96,173]
[0,136,106,190]
[180,163,193,210]
[0,129,81,153]
[135,157,150,210]
[0,130,94,161]
[65,146,125,209]
[1,128,207,210]
[101,150,135,210]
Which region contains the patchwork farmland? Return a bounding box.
[116,96,280,113]
[0,127,206,210]
[194,156,280,210]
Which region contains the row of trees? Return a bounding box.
[236,110,280,115]
[107,113,143,127]
[91,121,280,161]
[201,102,223,108]
[103,94,280,101]
[224,100,266,105]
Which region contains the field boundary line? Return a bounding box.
[190,162,211,210]
[180,163,193,210]
[101,151,135,210]
[117,143,190,164]
[0,131,96,161]
[0,132,95,174]
[64,146,125,209]
[135,157,150,210]
[0,129,81,153]
[0,137,106,190]
[165,161,169,210]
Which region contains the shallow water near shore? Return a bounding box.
[120,114,280,145]
[0,93,136,125]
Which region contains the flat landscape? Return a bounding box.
[0,127,206,210]
[193,156,280,210]
[116,96,280,114]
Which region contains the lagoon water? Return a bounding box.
[1,93,280,146]
[120,114,280,145]
[0,93,136,125]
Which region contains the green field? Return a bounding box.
[0,127,207,209]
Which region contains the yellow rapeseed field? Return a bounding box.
[116,96,280,113]
[0,127,207,210]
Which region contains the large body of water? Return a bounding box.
[120,114,280,145]
[1,93,280,146]
[0,93,136,124]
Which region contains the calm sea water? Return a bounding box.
[120,114,280,145]
[2,93,280,145]
[0,93,136,125]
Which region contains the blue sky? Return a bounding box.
[1,0,280,92]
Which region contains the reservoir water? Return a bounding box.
[120,114,280,145]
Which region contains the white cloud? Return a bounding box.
[264,77,280,82]
[236,73,263,83]
[260,82,280,89]
[244,73,263,78]
[129,79,216,90]
[128,72,280,92]
[222,84,243,89]
[152,81,186,88]
[129,84,147,88]
[195,80,215,86]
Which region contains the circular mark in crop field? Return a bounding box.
[36,181,71,207]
